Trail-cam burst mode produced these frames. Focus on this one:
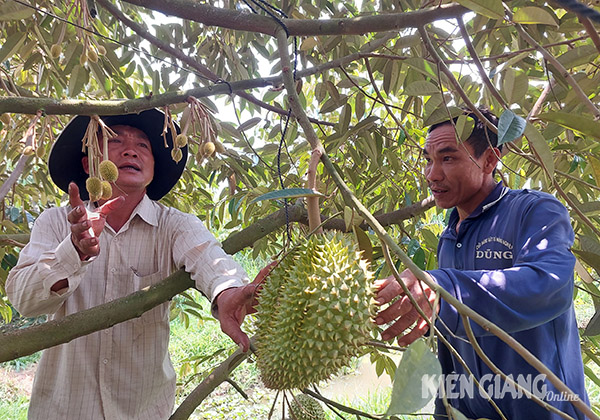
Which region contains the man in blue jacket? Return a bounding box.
[375,109,589,419]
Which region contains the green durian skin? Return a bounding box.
[255,232,376,391]
[289,394,326,420]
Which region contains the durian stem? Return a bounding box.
[306,148,323,234]
[276,30,326,237]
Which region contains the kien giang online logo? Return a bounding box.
[421,374,581,402]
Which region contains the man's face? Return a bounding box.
[423,123,495,216]
[105,125,154,193]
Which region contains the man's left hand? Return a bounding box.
[374,269,438,346]
[215,262,276,352]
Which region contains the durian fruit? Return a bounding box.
[255,232,375,390]
[86,177,102,201]
[99,160,119,182]
[289,394,325,420]
[100,181,112,200]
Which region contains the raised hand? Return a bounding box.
[67,182,124,260]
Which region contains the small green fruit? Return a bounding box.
[99,160,119,182]
[0,114,11,125]
[202,141,216,157]
[171,148,183,163]
[22,146,35,156]
[50,44,62,59]
[175,133,188,148]
[100,181,112,200]
[290,394,326,420]
[86,177,102,201]
[87,48,98,63]
[97,45,107,56]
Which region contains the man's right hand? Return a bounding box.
[67,182,124,260]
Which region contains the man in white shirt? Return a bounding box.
[6,109,264,420]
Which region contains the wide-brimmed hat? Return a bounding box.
[49,109,187,201]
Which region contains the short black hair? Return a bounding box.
[428,108,499,158]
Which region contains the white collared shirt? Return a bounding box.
[6,195,248,419]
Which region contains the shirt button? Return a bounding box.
[110,268,116,273]
[456,243,462,248]
[103,358,109,364]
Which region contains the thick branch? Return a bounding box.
[121,1,467,37]
[0,270,194,363]
[0,31,395,116]
[0,79,272,115]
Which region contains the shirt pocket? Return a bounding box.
[132,270,170,325]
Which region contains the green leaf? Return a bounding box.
[455,0,504,20]
[249,188,324,204]
[351,116,379,133]
[344,205,363,231]
[455,114,474,142]
[537,112,600,140]
[497,110,526,146]
[238,117,261,131]
[573,249,600,275]
[352,226,373,265]
[523,123,554,179]
[557,45,598,70]
[385,339,442,416]
[423,106,462,127]
[68,65,87,97]
[503,71,529,104]
[513,6,558,26]
[0,2,35,21]
[403,81,439,96]
[578,201,600,215]
[584,309,600,336]
[0,31,26,63]
[355,91,365,121]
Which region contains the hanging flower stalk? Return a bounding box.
[82,115,117,201]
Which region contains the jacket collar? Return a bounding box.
[447,182,508,231]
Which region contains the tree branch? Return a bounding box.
[0,269,194,363]
[120,1,467,37]
[0,31,396,116]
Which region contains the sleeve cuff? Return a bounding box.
[210,278,248,319]
[43,236,94,294]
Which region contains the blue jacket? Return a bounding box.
[430,182,589,419]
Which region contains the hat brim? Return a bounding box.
[49,109,186,201]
